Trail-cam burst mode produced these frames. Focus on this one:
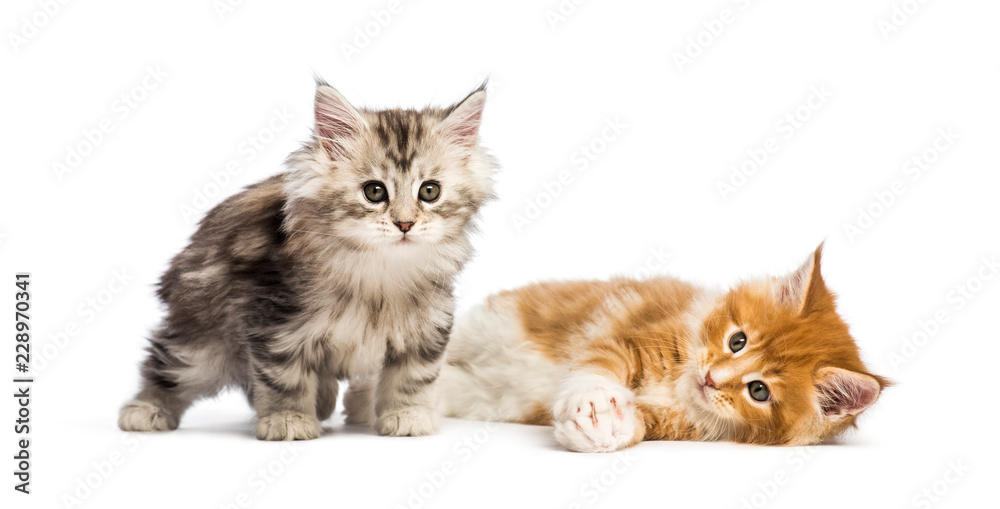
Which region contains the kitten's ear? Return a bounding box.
[814,366,882,420]
[775,243,831,314]
[314,82,367,161]
[439,83,487,148]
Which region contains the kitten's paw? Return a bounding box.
[552,374,639,453]
[118,400,178,432]
[342,381,376,426]
[376,407,439,437]
[256,411,321,441]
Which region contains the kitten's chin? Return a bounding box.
[392,236,421,247]
[363,232,447,253]
[686,372,719,416]
[692,389,714,414]
[388,231,446,248]
[382,236,435,252]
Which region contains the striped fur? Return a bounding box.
[437,245,890,452]
[119,80,496,440]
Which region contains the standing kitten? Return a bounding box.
[119,80,496,440]
[429,245,888,451]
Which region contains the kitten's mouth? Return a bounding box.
[695,375,715,408]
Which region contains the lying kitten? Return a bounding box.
[119,80,496,440]
[424,245,888,452]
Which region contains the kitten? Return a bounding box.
[118,80,496,440]
[427,245,888,452]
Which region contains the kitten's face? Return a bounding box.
[286,83,495,254]
[327,109,492,250]
[685,248,886,445]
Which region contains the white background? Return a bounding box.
[2,0,998,508]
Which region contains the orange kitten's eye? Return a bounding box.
[748,381,770,402]
[728,331,747,353]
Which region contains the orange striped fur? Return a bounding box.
[437,245,888,451]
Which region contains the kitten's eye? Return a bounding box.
[728,331,747,353]
[363,181,387,203]
[418,182,440,202]
[748,381,770,402]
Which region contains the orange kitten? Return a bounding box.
[425,245,888,452]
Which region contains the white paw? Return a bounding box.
[256,411,321,441]
[552,373,638,453]
[119,400,178,432]
[376,406,439,437]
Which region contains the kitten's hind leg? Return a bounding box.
[315,377,340,422]
[119,389,187,432]
[118,336,210,432]
[342,376,377,425]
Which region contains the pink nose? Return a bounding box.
[395,221,414,233]
[704,371,717,389]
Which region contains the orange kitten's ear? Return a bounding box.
[814,366,881,420]
[314,81,367,160]
[774,243,831,314]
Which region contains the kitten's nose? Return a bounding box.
[394,221,414,233]
[704,371,717,389]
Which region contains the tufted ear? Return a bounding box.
[774,243,832,314]
[438,82,487,148]
[314,82,367,161]
[814,366,882,420]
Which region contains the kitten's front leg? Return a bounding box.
[552,371,645,453]
[374,332,446,437]
[251,362,322,441]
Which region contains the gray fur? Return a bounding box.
[119,81,496,440]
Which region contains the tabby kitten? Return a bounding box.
[427,245,888,452]
[118,80,496,440]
